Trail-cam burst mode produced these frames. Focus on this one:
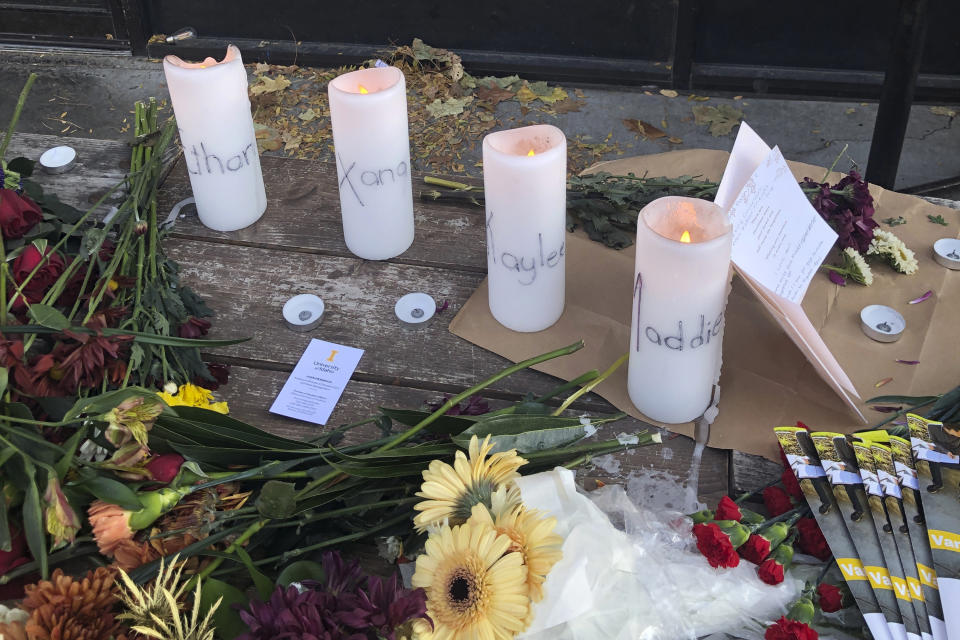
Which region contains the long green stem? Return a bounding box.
[0,73,37,161]
[552,353,627,416]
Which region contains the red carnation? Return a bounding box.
[781,466,804,502]
[0,188,43,239]
[740,534,772,564]
[145,453,185,484]
[796,517,831,561]
[765,616,818,640]
[10,245,65,310]
[817,583,844,612]
[758,557,785,584]
[763,486,794,517]
[693,522,740,569]
[179,316,211,338]
[715,495,743,522]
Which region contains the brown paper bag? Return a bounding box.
[450,149,960,461]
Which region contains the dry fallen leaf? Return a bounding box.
[691,104,743,136]
[425,95,474,118]
[845,107,856,115]
[733,95,743,100]
[931,106,957,118]
[660,89,678,98]
[282,130,302,152]
[250,75,291,96]
[254,122,282,152]
[687,94,710,102]
[574,88,586,98]
[623,119,667,139]
[298,108,318,122]
[474,82,515,106]
[667,136,683,144]
[549,98,586,114]
[254,62,270,75]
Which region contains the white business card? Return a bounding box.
[269,339,364,425]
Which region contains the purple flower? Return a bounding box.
[319,550,365,595]
[828,270,847,286]
[237,585,340,640]
[802,170,877,253]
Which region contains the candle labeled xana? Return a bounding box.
[163,45,267,232]
[482,124,566,332]
[628,196,732,423]
[328,66,414,260]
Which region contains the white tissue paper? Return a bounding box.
[514,467,800,640]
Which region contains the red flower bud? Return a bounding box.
[0,188,43,239]
[758,557,785,585]
[715,495,743,522]
[816,582,844,612]
[762,486,794,517]
[765,616,818,640]
[145,453,185,484]
[796,517,831,561]
[739,534,772,564]
[692,522,740,569]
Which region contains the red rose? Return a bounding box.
[740,534,772,564]
[715,495,743,522]
[758,557,785,584]
[763,486,794,517]
[796,517,831,561]
[0,188,42,239]
[817,583,844,612]
[145,453,185,484]
[178,316,211,338]
[693,522,740,568]
[10,245,65,310]
[765,616,818,640]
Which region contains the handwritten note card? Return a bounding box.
[727,147,837,304]
[270,339,364,425]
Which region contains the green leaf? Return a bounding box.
[0,324,249,347]
[73,474,142,510]
[200,578,248,640]
[62,386,168,424]
[0,492,11,552]
[277,560,325,587]
[380,407,479,435]
[19,457,47,578]
[0,366,7,399]
[168,407,312,445]
[255,480,297,519]
[234,547,275,600]
[26,304,70,330]
[55,426,87,478]
[865,395,939,405]
[453,414,591,453]
[316,450,430,479]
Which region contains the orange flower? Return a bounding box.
[88,501,134,556]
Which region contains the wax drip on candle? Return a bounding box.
[358,85,369,94]
[680,230,691,243]
[527,149,536,156]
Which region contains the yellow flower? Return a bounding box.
[469,503,563,604]
[157,383,228,414]
[413,435,526,532]
[412,519,529,640]
[104,396,164,448]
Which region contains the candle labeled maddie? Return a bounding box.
[628,196,732,424]
[328,66,414,260]
[482,124,566,332]
[163,45,266,232]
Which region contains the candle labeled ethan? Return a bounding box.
[482,124,566,332]
[328,66,414,260]
[628,196,732,424]
[163,45,266,232]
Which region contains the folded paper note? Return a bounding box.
[450,136,960,460]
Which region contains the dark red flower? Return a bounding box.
[0,188,43,239]
[765,616,818,640]
[796,517,831,561]
[10,245,65,310]
[178,316,211,338]
[817,583,844,612]
[145,454,185,484]
[193,362,230,390]
[693,522,740,568]
[781,466,804,502]
[739,534,772,564]
[758,557,785,585]
[763,486,794,517]
[0,523,29,575]
[795,421,810,431]
[802,170,877,254]
[715,495,743,522]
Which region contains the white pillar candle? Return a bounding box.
[628,196,732,424]
[163,45,266,232]
[328,66,414,260]
[482,124,566,332]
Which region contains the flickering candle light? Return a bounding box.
[482,124,566,332]
[628,196,732,424]
[163,45,267,232]
[328,66,414,260]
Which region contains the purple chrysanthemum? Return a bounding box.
[802,170,877,253]
[337,574,431,640]
[237,585,340,640]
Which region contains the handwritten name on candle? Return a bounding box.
[183,139,258,176]
[634,272,723,351]
[486,211,564,285]
[337,153,409,207]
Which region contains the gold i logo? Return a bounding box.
[327,350,338,363]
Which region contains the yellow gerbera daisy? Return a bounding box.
[412,519,529,640]
[413,435,526,532]
[469,503,563,603]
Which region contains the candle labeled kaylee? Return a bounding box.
[328,66,414,260]
[482,124,566,332]
[163,45,266,231]
[628,196,732,423]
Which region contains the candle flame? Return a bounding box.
[358,85,369,94]
[680,230,691,243]
[527,149,536,156]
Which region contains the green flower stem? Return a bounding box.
[524,432,659,463]
[482,370,601,418]
[423,176,480,191]
[552,352,627,416]
[184,517,268,591]
[0,542,98,585]
[733,477,784,504]
[263,496,419,530]
[0,73,37,161]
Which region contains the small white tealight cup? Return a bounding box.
[933,238,960,270]
[860,305,905,343]
[395,292,436,324]
[39,146,77,174]
[282,294,325,332]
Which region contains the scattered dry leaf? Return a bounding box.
[297,108,318,122]
[549,98,586,114]
[254,122,282,152]
[931,106,957,118]
[660,89,678,98]
[574,88,586,98]
[250,75,291,95]
[875,377,893,388]
[667,136,683,144]
[687,94,710,102]
[845,107,856,115]
[691,104,743,136]
[281,130,302,151]
[474,82,515,106]
[425,96,474,118]
[623,119,667,139]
